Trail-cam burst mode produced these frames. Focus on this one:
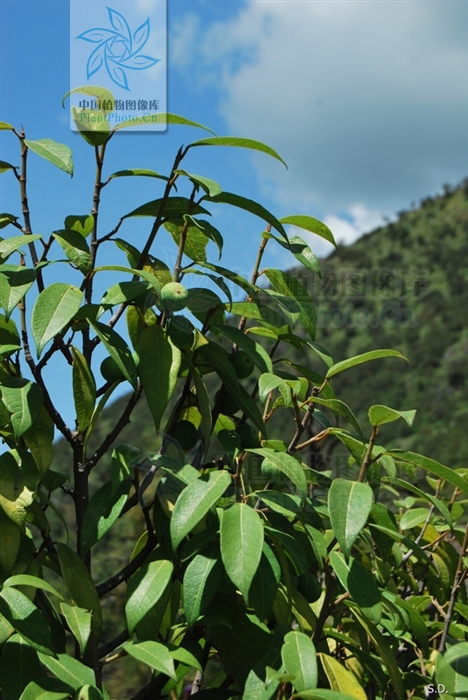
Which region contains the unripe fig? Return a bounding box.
[215,389,240,416]
[160,282,189,313]
[235,422,260,449]
[171,420,198,451]
[100,356,124,383]
[229,350,254,379]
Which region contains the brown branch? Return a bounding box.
[96,534,156,597]
[18,132,44,292]
[439,521,468,652]
[85,386,142,471]
[357,425,378,483]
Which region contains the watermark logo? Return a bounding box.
[70,1,167,132]
[77,7,160,91]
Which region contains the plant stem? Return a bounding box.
[357,425,378,482]
[439,521,468,652]
[17,131,44,292]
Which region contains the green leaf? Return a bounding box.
[289,235,322,276]
[0,508,21,575]
[253,491,304,518]
[281,630,317,692]
[59,603,91,657]
[124,196,210,220]
[164,221,208,262]
[0,450,37,526]
[319,654,367,700]
[399,507,430,531]
[196,262,259,298]
[80,481,130,553]
[175,169,222,196]
[125,559,173,634]
[3,575,63,600]
[393,478,453,530]
[190,136,287,167]
[0,213,20,230]
[0,265,35,319]
[93,265,162,295]
[0,313,21,354]
[435,642,468,697]
[71,346,96,432]
[76,685,102,700]
[291,691,356,700]
[198,342,265,434]
[0,234,42,260]
[0,122,14,130]
[64,214,94,238]
[52,230,92,274]
[20,681,71,700]
[328,479,373,558]
[0,635,44,700]
[388,451,468,496]
[249,542,281,620]
[19,678,74,700]
[326,350,407,378]
[112,112,216,134]
[258,373,291,406]
[205,192,287,240]
[368,404,416,427]
[99,281,151,308]
[220,503,264,603]
[184,217,224,259]
[247,448,307,497]
[264,269,316,340]
[168,644,203,672]
[215,327,273,374]
[23,406,54,478]
[108,168,168,182]
[170,471,231,550]
[37,652,95,690]
[311,398,363,441]
[123,641,177,680]
[24,139,73,176]
[137,326,181,430]
[279,215,336,247]
[62,85,116,111]
[1,379,43,439]
[0,160,16,173]
[31,283,83,357]
[183,546,222,626]
[352,610,404,700]
[188,362,212,456]
[329,552,381,624]
[88,320,138,391]
[0,587,52,654]
[56,543,102,638]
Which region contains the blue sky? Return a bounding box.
[1,0,467,427]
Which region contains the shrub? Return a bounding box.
[0,88,467,700]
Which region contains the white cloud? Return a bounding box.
[171,1,468,235]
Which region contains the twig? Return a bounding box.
[357,425,378,482]
[439,521,468,652]
[96,534,156,598]
[85,386,142,471]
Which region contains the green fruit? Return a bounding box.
[229,350,254,379]
[216,389,240,416]
[171,420,198,451]
[235,422,260,449]
[168,316,194,350]
[100,356,124,383]
[217,429,241,453]
[160,282,189,313]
